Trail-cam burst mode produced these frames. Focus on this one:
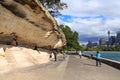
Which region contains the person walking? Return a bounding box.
[53,49,58,61]
[63,51,66,60]
[96,51,101,67]
[78,51,82,58]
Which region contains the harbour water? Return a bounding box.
[83,51,120,62]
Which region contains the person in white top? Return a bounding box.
[78,51,82,58]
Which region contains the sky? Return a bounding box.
[55,0,120,45]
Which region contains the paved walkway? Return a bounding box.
[63,55,120,80]
[0,55,119,80]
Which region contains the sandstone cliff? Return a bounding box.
[0,44,50,73]
[0,0,66,48]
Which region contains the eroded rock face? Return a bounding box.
[0,44,50,73]
[0,0,66,48]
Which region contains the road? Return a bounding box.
[0,55,120,80]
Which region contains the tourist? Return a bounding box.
[11,38,18,46]
[53,49,58,61]
[34,46,40,53]
[63,51,66,60]
[96,51,101,67]
[78,51,82,58]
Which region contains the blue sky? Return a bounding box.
[55,0,120,45]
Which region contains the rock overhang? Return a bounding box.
[0,0,66,49]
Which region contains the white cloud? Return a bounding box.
[61,0,120,17]
[56,0,120,44]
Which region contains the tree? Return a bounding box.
[72,32,80,50]
[60,25,82,51]
[39,0,68,16]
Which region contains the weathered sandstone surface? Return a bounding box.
[0,0,66,73]
[0,0,66,48]
[0,44,50,73]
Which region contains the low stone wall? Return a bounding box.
[101,58,120,70]
[82,54,120,70]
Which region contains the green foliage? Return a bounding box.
[84,47,102,51]
[60,25,82,51]
[101,46,120,51]
[39,0,68,16]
